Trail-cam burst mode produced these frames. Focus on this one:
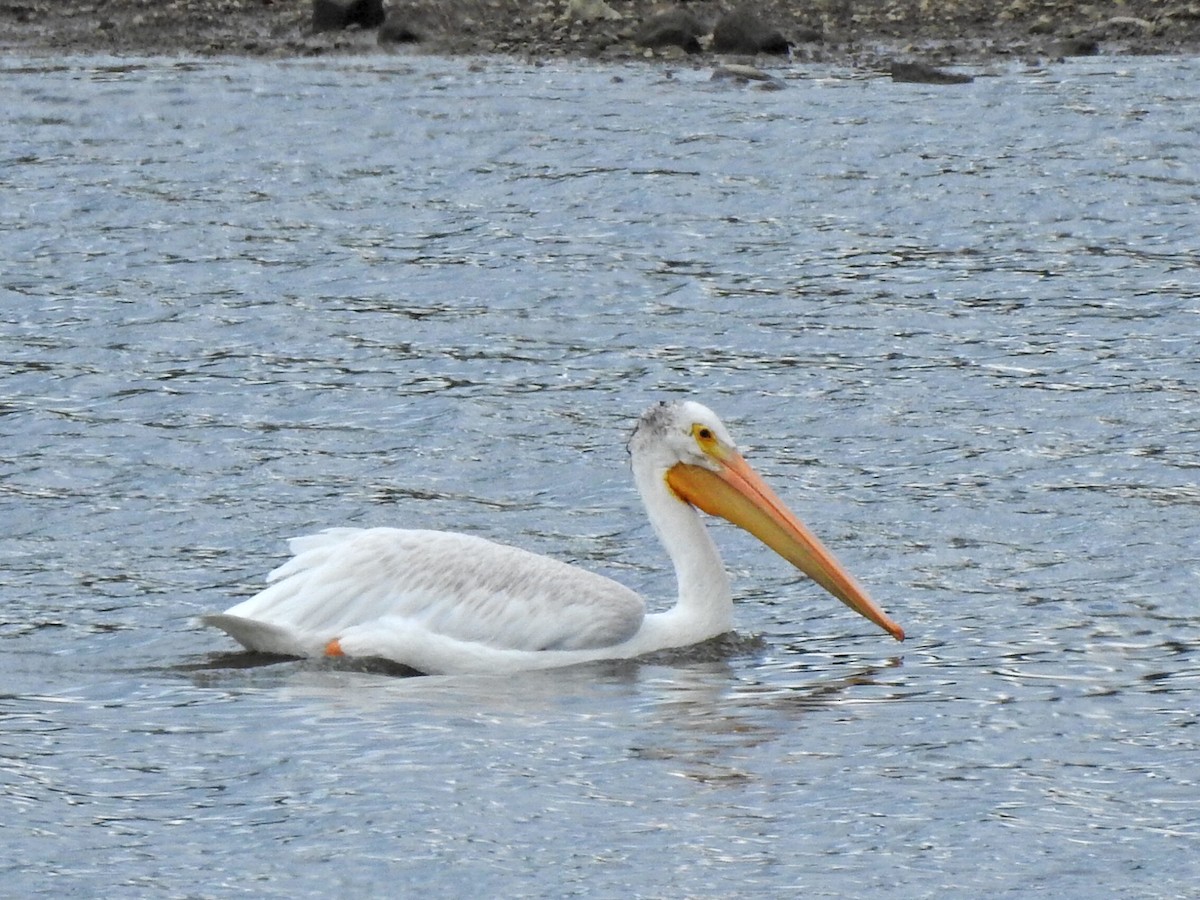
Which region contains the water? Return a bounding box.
[2,53,1198,896]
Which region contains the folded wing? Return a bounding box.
[203,528,646,657]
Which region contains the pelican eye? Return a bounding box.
[692,424,717,448]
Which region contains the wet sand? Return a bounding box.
[3,0,1198,64]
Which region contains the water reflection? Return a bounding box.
[178,640,910,797]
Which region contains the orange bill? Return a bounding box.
[667,453,904,641]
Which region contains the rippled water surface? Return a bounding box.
[3,53,1198,896]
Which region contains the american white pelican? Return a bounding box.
[203,400,903,674]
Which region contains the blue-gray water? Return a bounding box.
[2,53,1198,896]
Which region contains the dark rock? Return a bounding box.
[1054,36,1100,56]
[711,63,774,81]
[791,25,824,44]
[634,9,705,53]
[311,0,384,33]
[711,8,789,55]
[379,13,426,44]
[348,0,385,28]
[311,0,345,31]
[889,60,974,84]
[711,64,785,88]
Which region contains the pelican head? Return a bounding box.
[630,400,904,641]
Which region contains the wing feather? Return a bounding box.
[207,528,646,656]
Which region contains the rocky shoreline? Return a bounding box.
[3,0,1199,65]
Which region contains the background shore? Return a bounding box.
[3,0,1199,64]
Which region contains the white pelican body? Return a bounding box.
[204,401,903,674]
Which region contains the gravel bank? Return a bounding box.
[2,0,1198,63]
